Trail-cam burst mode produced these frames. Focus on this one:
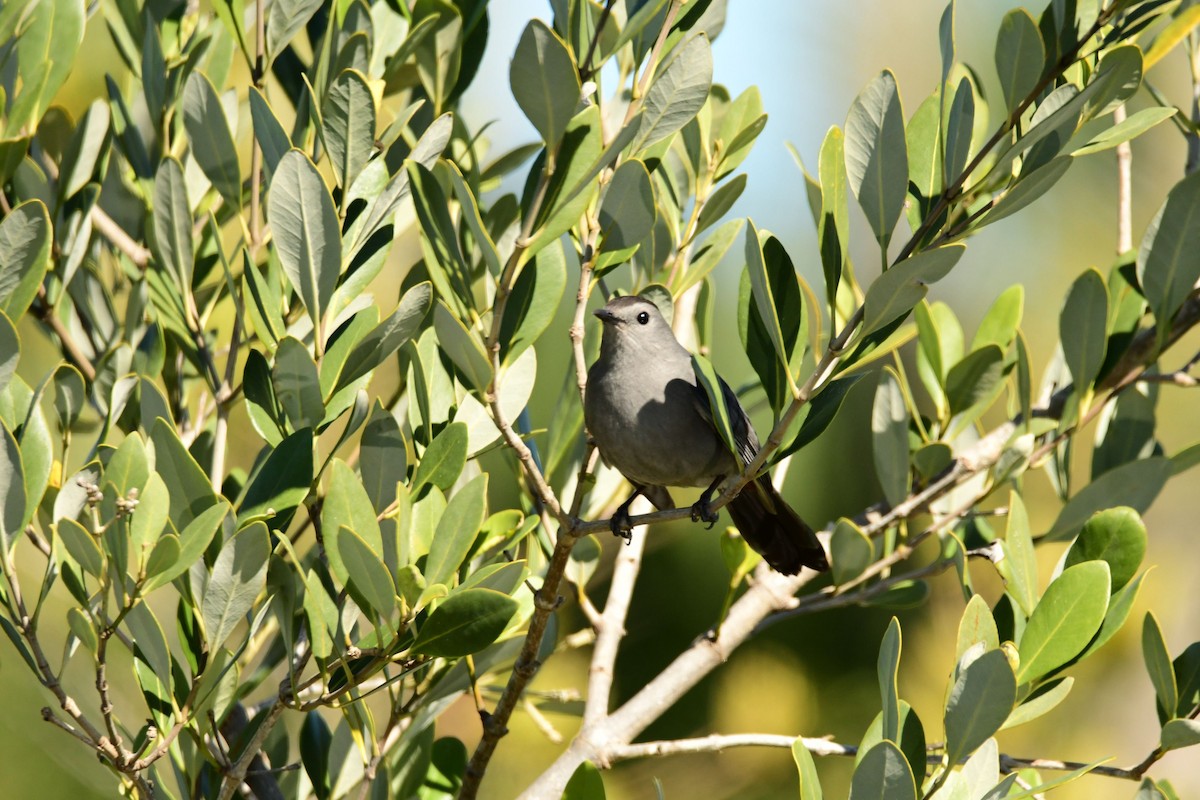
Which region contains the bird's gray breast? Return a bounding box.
[585,354,736,488]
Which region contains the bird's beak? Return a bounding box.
[593,308,619,325]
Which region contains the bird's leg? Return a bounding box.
[690,476,724,529]
[610,486,645,543]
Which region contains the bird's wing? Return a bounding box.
[690,369,761,468]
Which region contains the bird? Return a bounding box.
[583,294,829,575]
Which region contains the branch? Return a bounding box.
[582,523,645,727]
[607,733,858,762]
[216,699,286,800]
[33,286,96,383]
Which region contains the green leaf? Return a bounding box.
[563,761,606,800]
[0,313,16,395]
[995,9,1045,116]
[335,525,396,619]
[944,76,975,184]
[66,606,97,653]
[855,701,926,784]
[972,285,1023,351]
[143,534,180,582]
[273,337,324,431]
[510,20,580,148]
[151,158,194,293]
[412,588,518,658]
[411,421,468,494]
[1161,719,1200,751]
[269,150,342,335]
[956,594,1000,663]
[1064,507,1145,591]
[266,0,323,65]
[0,200,52,321]
[1136,170,1200,337]
[872,370,908,507]
[634,33,712,151]
[861,245,965,338]
[999,492,1037,617]
[945,649,1016,766]
[1017,561,1110,683]
[1067,107,1176,157]
[794,738,824,800]
[818,126,850,307]
[6,0,84,132]
[300,710,332,800]
[143,501,229,592]
[1001,676,1073,730]
[597,159,656,256]
[249,87,292,183]
[695,173,746,238]
[322,458,384,582]
[690,353,739,460]
[1076,570,1148,663]
[106,432,150,495]
[202,521,270,651]
[1059,268,1108,393]
[776,375,863,461]
[499,239,566,365]
[878,617,902,743]
[56,517,103,577]
[182,72,241,210]
[432,302,492,393]
[425,474,487,588]
[335,282,432,393]
[322,69,376,191]
[1143,611,1177,718]
[744,219,795,389]
[850,741,916,800]
[149,418,218,530]
[237,429,314,528]
[845,70,908,247]
[831,518,874,585]
[1046,457,1171,540]
[130,473,169,568]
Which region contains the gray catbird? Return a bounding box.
[584,295,829,574]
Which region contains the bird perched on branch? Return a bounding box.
[584,294,829,575]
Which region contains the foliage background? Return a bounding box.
[1,1,1197,798]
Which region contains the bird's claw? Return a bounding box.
[609,510,634,544]
[690,499,719,529]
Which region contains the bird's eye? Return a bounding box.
[636,311,650,325]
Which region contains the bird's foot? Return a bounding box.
[609,509,635,544]
[690,499,719,529]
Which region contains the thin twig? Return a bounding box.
[607,733,858,762]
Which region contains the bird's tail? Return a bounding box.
[727,477,829,575]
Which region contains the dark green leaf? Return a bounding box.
[266,0,323,64]
[1000,492,1037,616]
[1143,611,1177,718]
[56,517,103,577]
[690,353,739,460]
[249,87,292,183]
[150,418,218,530]
[335,282,432,393]
[1002,676,1073,730]
[1136,170,1200,337]
[412,588,518,657]
[1161,719,1200,751]
[500,239,566,365]
[301,709,332,800]
[322,458,384,584]
[433,302,492,392]
[945,649,1016,766]
[238,429,314,528]
[818,126,850,307]
[1060,268,1108,393]
[850,741,916,800]
[597,159,656,256]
